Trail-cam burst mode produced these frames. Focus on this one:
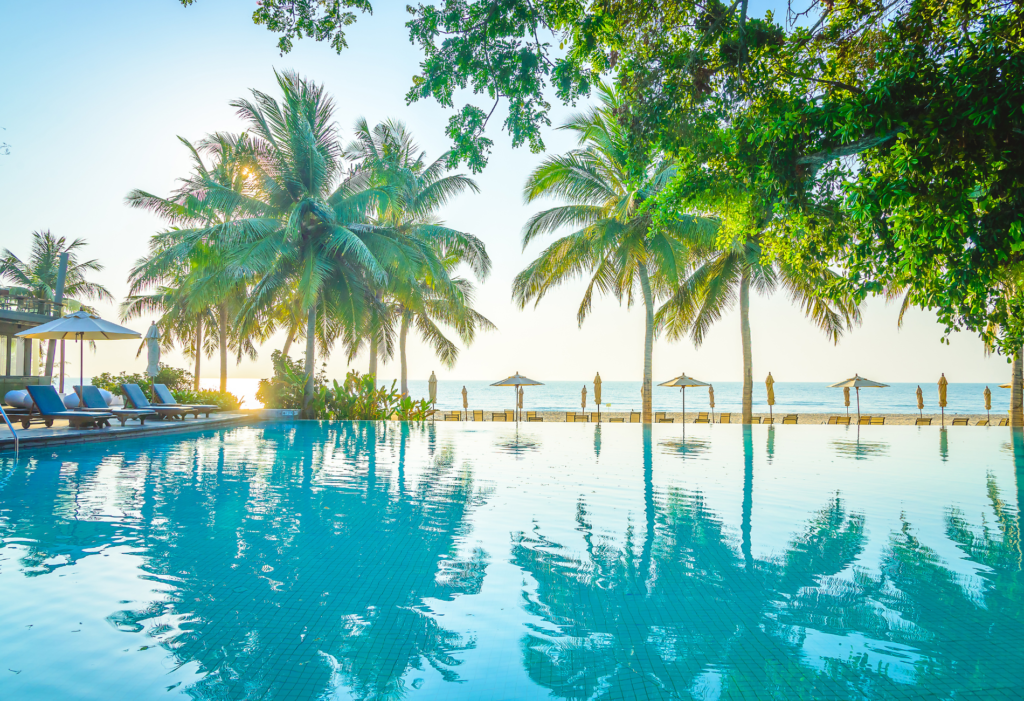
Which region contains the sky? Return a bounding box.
[0,0,1012,387]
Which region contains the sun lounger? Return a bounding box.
[528,416,543,422]
[443,411,461,421]
[152,384,217,418]
[658,417,674,423]
[763,417,774,424]
[121,384,189,420]
[915,418,932,426]
[999,417,1009,426]
[655,412,667,423]
[750,417,762,424]
[694,412,710,424]
[826,416,851,425]
[75,385,156,426]
[858,415,874,425]
[718,413,731,424]
[609,417,624,423]
[491,412,508,422]
[782,415,798,425]
[22,384,114,429]
[472,410,483,421]
[629,412,640,423]
[976,419,989,426]
[951,417,969,426]
[526,411,538,421]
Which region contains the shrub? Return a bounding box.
[173,388,241,411]
[92,364,194,399]
[256,351,317,410]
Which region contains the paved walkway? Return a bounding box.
[0,412,252,454]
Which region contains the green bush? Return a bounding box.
[257,352,431,421]
[173,388,241,411]
[92,364,194,399]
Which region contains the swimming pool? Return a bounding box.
[1,421,1022,699]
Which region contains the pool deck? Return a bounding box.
[0,412,254,454]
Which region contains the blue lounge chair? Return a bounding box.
[75,385,157,426]
[121,384,189,420]
[151,384,218,418]
[23,384,114,429]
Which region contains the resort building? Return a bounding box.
[0,287,59,396]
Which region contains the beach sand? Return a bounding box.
[439,411,1001,426]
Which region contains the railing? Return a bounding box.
[0,292,64,318]
[0,403,18,457]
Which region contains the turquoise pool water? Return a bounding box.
[1,421,1022,700]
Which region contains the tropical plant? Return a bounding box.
[92,364,194,398]
[0,230,113,310]
[125,133,259,393]
[512,84,715,423]
[345,119,494,394]
[656,192,861,423]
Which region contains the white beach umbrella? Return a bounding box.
[828,374,889,424]
[492,372,543,422]
[659,373,710,423]
[17,311,141,391]
[143,322,161,378]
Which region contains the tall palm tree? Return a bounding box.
[126,134,258,392]
[345,119,493,393]
[657,198,861,423]
[512,84,716,423]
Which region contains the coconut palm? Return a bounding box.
[656,205,861,423]
[512,84,716,423]
[0,230,113,310]
[126,133,258,392]
[345,119,493,393]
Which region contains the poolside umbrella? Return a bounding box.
[829,375,889,425]
[844,386,851,415]
[938,373,948,427]
[142,321,161,378]
[985,386,992,422]
[916,385,924,418]
[491,372,543,423]
[659,373,710,423]
[594,372,602,420]
[462,385,468,421]
[709,384,716,423]
[428,371,438,420]
[765,372,776,422]
[17,311,140,394]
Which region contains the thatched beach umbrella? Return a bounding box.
[461,385,468,421]
[765,372,776,422]
[709,384,715,423]
[916,385,924,418]
[17,311,140,393]
[829,375,889,424]
[938,373,948,426]
[984,386,992,422]
[594,372,602,420]
[491,372,543,423]
[659,373,710,423]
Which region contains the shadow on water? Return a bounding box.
[0,422,488,700]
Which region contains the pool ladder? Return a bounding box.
[0,403,18,457]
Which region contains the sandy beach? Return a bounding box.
[439,411,1002,426]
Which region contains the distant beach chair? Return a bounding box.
[472,410,484,421]
[951,417,969,426]
[576,413,589,422]
[609,417,624,423]
[565,412,575,423]
[443,411,461,421]
[505,410,516,421]
[763,417,774,424]
[871,416,885,425]
[999,418,1010,426]
[782,415,798,425]
[658,417,674,423]
[526,411,538,421]
[590,412,601,422]
[528,416,544,422]
[629,412,641,423]
[718,413,731,424]
[491,412,508,422]
[694,412,710,424]
[858,415,874,425]
[915,418,932,426]
[826,416,839,424]
[976,419,989,426]
[655,412,667,422]
[749,417,761,424]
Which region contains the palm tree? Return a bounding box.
[345,119,494,394]
[126,134,259,393]
[512,84,716,423]
[657,198,860,423]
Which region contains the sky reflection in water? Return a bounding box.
[0,422,1022,700]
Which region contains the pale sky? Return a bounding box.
[0,0,1012,386]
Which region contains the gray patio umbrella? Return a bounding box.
[491,372,543,422]
[17,311,141,394]
[829,374,889,424]
[659,373,710,423]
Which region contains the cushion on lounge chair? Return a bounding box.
[152,384,217,416]
[122,384,187,419]
[77,385,157,426]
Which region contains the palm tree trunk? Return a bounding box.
[218,303,228,393]
[399,314,410,397]
[740,269,753,424]
[1012,350,1023,426]
[193,317,202,391]
[369,334,378,380]
[638,266,654,424]
[281,322,297,358]
[303,302,317,416]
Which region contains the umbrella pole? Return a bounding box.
[682,387,686,438]
[79,334,84,393]
[59,339,65,393]
[856,387,861,424]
